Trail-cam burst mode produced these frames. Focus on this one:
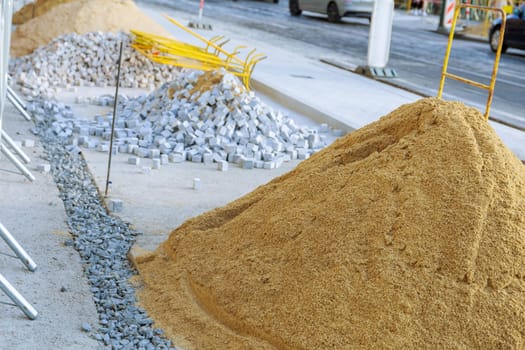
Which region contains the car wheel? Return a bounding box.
[289,0,302,16]
[490,27,508,53]
[327,2,340,23]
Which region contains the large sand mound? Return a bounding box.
[12,0,74,25]
[11,0,170,57]
[135,98,525,349]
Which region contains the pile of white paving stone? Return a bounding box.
[10,31,179,99]
[41,69,342,170]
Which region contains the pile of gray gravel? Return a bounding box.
[31,98,176,350]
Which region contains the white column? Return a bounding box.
[367,0,395,69]
[1,0,14,150]
[443,0,456,30]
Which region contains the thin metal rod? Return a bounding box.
[1,129,31,163]
[105,41,124,197]
[0,251,19,259]
[485,10,506,119]
[7,86,25,109]
[0,144,35,182]
[0,222,37,272]
[437,2,459,98]
[7,91,31,121]
[0,273,38,320]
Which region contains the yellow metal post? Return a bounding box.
[438,4,506,119]
[437,1,461,99]
[486,9,506,118]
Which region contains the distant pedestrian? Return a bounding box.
[411,0,427,16]
[502,0,514,14]
[517,1,525,16]
[490,0,507,18]
[421,0,428,16]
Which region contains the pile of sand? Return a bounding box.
[135,98,525,349]
[12,0,74,25]
[11,0,170,57]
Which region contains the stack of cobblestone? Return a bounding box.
[60,70,338,170]
[9,31,179,99]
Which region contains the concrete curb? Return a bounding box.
[320,58,428,98]
[251,78,356,133]
[433,28,488,44]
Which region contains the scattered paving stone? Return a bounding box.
[193,177,201,190]
[22,139,35,147]
[82,323,92,333]
[36,163,51,173]
[109,199,124,213]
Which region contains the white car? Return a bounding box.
[289,0,374,22]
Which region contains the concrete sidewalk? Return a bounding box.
[0,103,100,350]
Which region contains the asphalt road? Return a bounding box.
[141,0,525,128]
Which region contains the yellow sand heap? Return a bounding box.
[11,0,170,57]
[135,98,525,349]
[12,0,74,25]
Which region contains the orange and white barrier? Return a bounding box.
[444,0,456,29]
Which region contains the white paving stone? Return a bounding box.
[9,32,180,99]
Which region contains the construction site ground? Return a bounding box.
[1,4,524,350]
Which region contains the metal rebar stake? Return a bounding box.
[104,41,124,197]
[0,273,38,320]
[0,220,38,320]
[0,0,38,322]
[7,90,31,121]
[0,222,37,272]
[1,129,31,164]
[7,86,26,110]
[0,143,35,182]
